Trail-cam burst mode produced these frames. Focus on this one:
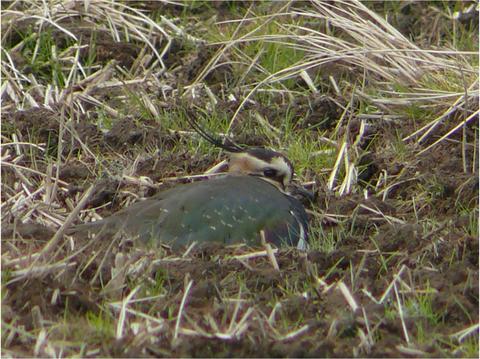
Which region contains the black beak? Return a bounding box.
[287,183,316,204]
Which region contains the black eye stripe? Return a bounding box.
[264,168,277,177]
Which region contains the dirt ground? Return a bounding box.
[3,109,478,357]
[1,1,478,358]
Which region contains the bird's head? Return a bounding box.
[185,113,295,190]
[227,148,293,190]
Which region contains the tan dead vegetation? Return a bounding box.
[1,0,478,357]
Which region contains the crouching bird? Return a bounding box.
[70,119,309,250]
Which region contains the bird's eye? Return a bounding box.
[263,168,277,177]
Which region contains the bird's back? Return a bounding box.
[73,175,308,249]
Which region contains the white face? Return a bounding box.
[228,152,293,188]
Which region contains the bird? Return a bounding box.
[70,117,310,250]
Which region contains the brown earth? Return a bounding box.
[3,99,478,356]
[1,1,478,358]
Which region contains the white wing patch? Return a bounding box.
[290,210,308,251]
